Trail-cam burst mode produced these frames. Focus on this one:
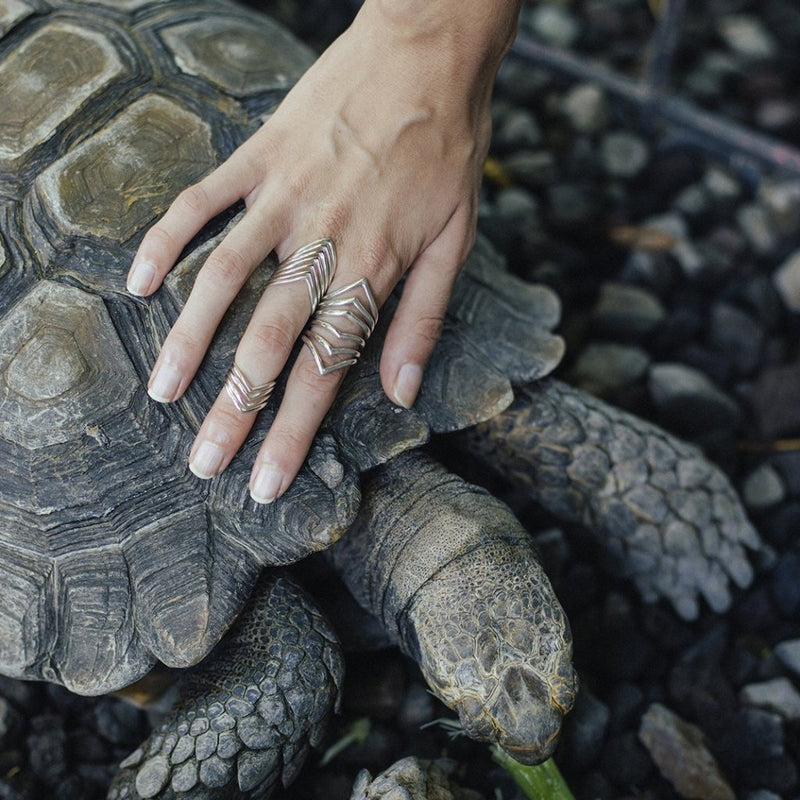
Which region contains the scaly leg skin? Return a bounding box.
[457,378,761,621]
[107,572,343,800]
[331,451,578,766]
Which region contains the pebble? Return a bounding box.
[525,4,581,48]
[502,149,558,187]
[590,282,666,339]
[0,699,21,750]
[741,463,786,511]
[648,362,742,434]
[740,677,800,721]
[600,131,650,179]
[770,551,800,617]
[737,203,780,258]
[569,342,650,396]
[599,731,652,788]
[747,359,800,439]
[638,703,735,800]
[561,83,609,133]
[744,790,782,800]
[703,166,742,204]
[772,248,800,313]
[559,686,609,772]
[494,108,542,151]
[707,301,765,376]
[717,708,785,764]
[774,639,800,677]
[759,179,800,237]
[718,15,779,60]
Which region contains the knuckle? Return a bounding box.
[200,245,251,286]
[294,355,344,394]
[176,183,210,216]
[248,316,298,356]
[164,326,206,363]
[413,313,445,347]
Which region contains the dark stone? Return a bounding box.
[748,360,800,439]
[707,301,765,377]
[26,715,67,787]
[763,497,800,547]
[559,686,609,772]
[93,698,147,747]
[738,754,798,795]
[607,682,645,735]
[716,708,785,765]
[770,551,800,617]
[600,731,653,788]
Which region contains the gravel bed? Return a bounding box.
[3,2,800,799]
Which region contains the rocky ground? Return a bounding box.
[3,1,800,799]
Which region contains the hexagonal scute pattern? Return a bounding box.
[160,15,314,96]
[0,21,125,168]
[33,94,215,243]
[0,281,137,449]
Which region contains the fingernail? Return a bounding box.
[127,258,156,296]
[250,463,284,504]
[392,363,423,408]
[189,441,225,479]
[148,363,182,403]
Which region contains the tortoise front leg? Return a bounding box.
[107,571,343,800]
[456,378,760,620]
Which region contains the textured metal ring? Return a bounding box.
[302,278,378,375]
[224,363,276,413]
[267,237,336,311]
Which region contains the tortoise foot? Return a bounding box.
[107,572,343,799]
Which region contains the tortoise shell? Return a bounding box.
[0,0,564,694]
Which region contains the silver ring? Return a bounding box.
[302,278,378,375]
[267,237,336,311]
[224,363,276,413]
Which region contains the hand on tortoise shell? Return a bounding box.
[126,3,506,504]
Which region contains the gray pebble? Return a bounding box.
[561,83,609,133]
[591,282,666,338]
[704,166,742,203]
[503,149,558,187]
[600,131,649,179]
[525,4,581,48]
[494,186,539,220]
[773,249,800,313]
[648,362,742,433]
[774,639,800,677]
[707,301,764,376]
[739,677,800,721]
[759,179,800,237]
[718,15,778,60]
[742,463,786,511]
[737,203,780,257]
[495,108,541,150]
[570,342,650,396]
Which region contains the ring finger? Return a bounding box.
[249,271,383,503]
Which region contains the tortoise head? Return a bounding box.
[404,541,578,764]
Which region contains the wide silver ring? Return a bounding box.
[267,237,336,311]
[302,278,378,375]
[224,363,276,413]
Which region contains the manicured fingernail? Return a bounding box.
[148,363,182,403]
[127,258,156,296]
[189,441,224,479]
[250,463,284,504]
[392,363,423,408]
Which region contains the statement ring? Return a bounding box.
[267,237,336,311]
[224,363,275,413]
[302,278,378,375]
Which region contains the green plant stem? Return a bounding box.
[490,745,575,800]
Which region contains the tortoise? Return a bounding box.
[0,0,760,798]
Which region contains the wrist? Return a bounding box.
[357,0,521,82]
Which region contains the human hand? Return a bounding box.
[126,0,519,504]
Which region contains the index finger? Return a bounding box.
[126,152,259,297]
